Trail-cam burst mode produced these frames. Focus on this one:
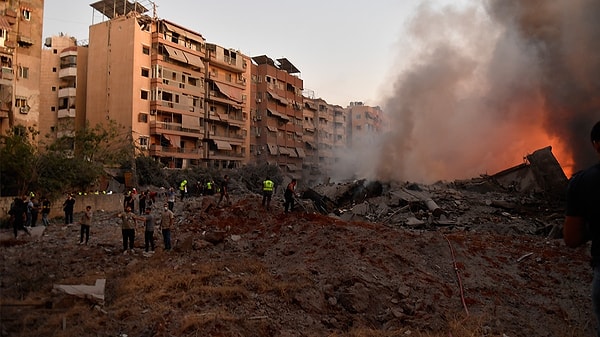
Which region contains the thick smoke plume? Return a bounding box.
[338,0,600,183]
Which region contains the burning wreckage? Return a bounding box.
[298,146,567,236]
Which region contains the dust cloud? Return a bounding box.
[335,0,600,184]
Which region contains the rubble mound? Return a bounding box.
[0,179,594,337]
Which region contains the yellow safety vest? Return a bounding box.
[263,180,274,191]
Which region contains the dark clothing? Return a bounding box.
[284,182,296,213]
[80,225,90,243]
[144,231,155,252]
[124,195,135,213]
[63,197,75,224]
[162,229,172,250]
[10,198,29,238]
[566,163,600,266]
[122,228,135,251]
[217,176,230,206]
[139,194,147,215]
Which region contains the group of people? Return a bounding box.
[261,177,297,213]
[8,195,53,238]
[115,202,175,255]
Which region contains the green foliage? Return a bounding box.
[135,156,169,187]
[1,122,133,198]
[0,125,39,196]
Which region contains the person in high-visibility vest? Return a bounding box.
[206,179,214,196]
[179,180,188,201]
[262,177,274,210]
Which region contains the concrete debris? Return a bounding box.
[53,279,106,303]
[295,146,566,235]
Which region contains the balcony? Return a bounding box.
[59,67,77,79]
[0,67,14,80]
[58,108,76,118]
[149,144,203,160]
[58,87,76,98]
[150,121,202,137]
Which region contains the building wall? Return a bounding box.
[39,35,79,141]
[0,0,44,136]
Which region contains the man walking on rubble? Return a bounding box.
[217,174,231,207]
[284,178,297,213]
[262,177,274,210]
[9,196,30,238]
[563,120,600,336]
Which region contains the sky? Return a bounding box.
[42,0,458,108]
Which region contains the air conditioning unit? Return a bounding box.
[256,99,262,103]
[140,145,148,150]
[19,106,30,114]
[150,110,156,115]
[256,116,262,120]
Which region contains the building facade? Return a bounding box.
[0,0,44,136]
[39,35,88,144]
[85,1,250,169]
[250,55,304,178]
[346,101,383,147]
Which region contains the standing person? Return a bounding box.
[142,207,156,254]
[160,203,175,251]
[167,187,176,211]
[25,197,33,227]
[284,179,297,213]
[41,197,51,226]
[30,197,40,227]
[123,191,135,213]
[217,175,230,207]
[139,191,147,215]
[9,196,30,238]
[179,179,188,201]
[564,120,600,335]
[116,206,143,254]
[63,194,75,224]
[79,205,92,245]
[262,177,274,210]
[206,179,215,195]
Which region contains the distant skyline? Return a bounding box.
[42,0,463,107]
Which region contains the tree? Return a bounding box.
[0,126,39,196]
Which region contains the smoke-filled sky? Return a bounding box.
[336,0,600,183]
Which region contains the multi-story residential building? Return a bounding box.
[331,104,347,165]
[204,42,251,168]
[301,96,318,175]
[39,35,88,143]
[250,55,303,178]
[346,101,383,147]
[85,0,250,169]
[0,0,44,136]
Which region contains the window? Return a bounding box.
[51,106,56,111]
[53,49,57,54]
[141,68,149,77]
[51,86,56,91]
[19,66,28,79]
[142,45,150,55]
[139,137,148,145]
[141,90,149,100]
[15,98,26,107]
[22,9,31,21]
[138,113,148,123]
[52,67,56,72]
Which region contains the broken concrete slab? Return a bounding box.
[53,279,106,303]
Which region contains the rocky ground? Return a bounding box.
[0,180,596,337]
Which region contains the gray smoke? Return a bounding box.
[352,0,599,183]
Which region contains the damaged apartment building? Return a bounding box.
[8,0,385,180]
